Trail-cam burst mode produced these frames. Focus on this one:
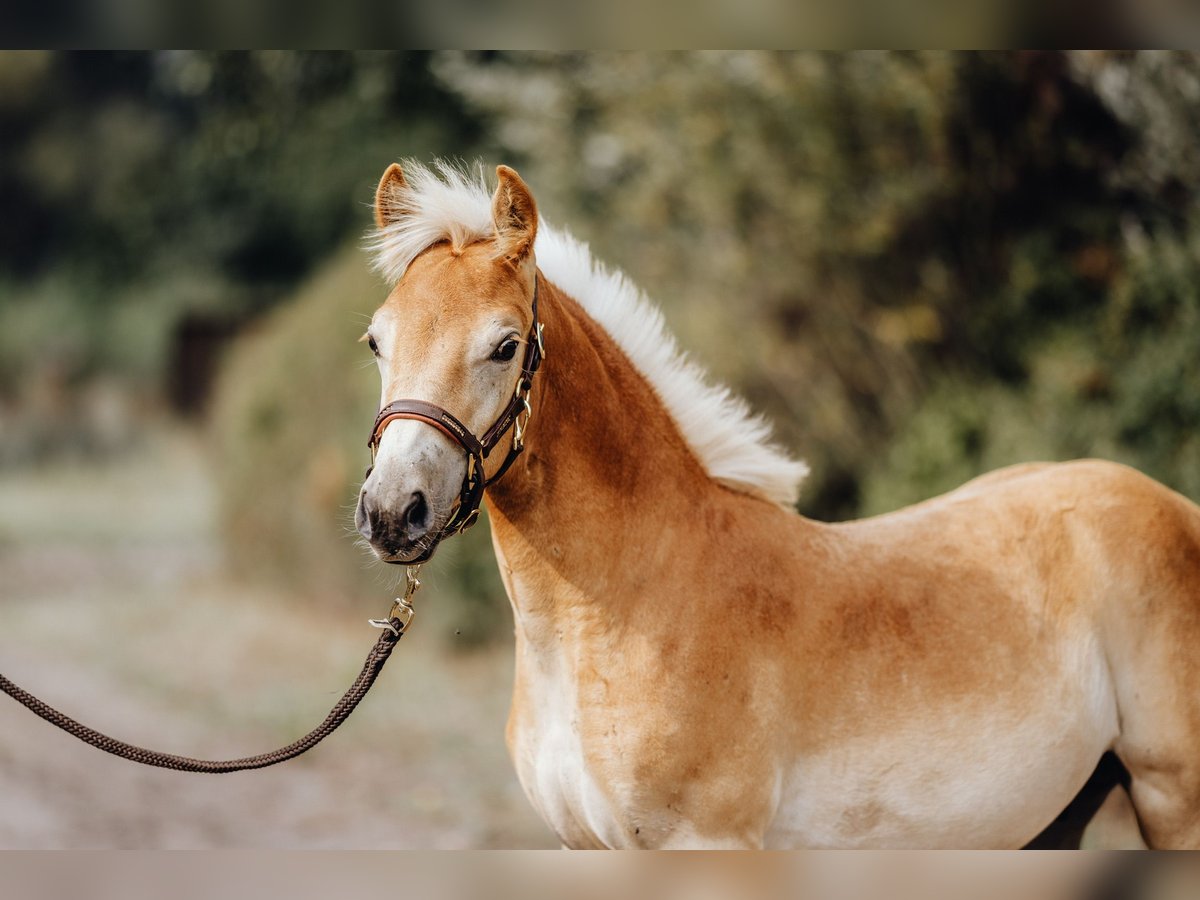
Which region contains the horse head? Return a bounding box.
[355,162,541,564]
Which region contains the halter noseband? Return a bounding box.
[365,277,544,563]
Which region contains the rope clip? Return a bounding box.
[369,565,422,636]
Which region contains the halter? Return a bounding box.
[365,276,544,564]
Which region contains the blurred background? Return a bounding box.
[1,50,1199,848]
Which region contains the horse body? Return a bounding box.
[487,285,1192,848]
[359,161,1200,848]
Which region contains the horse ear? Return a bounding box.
[374,163,408,230]
[492,165,538,263]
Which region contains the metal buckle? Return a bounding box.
[369,565,422,636]
[457,507,480,533]
[535,321,545,358]
[513,396,533,449]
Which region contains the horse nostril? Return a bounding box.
[356,492,375,540]
[403,491,429,532]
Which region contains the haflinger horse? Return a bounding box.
[354,160,1200,849]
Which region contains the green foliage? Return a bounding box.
[0,51,480,415]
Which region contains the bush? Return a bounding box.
[861,223,1200,513]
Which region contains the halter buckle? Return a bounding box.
[513,396,533,450]
[457,507,480,533]
[535,321,545,358]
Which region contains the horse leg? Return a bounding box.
[1081,782,1146,849]
[1100,483,1200,849]
[1025,752,1144,848]
[1113,636,1200,848]
[1119,764,1200,848]
[1114,675,1200,848]
[1111,602,1200,848]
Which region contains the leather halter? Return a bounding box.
[365,277,544,563]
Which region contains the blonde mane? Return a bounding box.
[367,160,808,507]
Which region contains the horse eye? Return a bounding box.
[492,338,519,362]
[367,335,379,356]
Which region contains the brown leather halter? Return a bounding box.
[365,276,544,563]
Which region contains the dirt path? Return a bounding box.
[0,434,554,848]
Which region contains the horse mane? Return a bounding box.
[367,160,808,507]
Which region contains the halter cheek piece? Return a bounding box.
[365,277,544,564]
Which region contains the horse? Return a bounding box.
[353,160,1200,849]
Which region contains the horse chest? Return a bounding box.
[509,660,760,848]
[509,677,629,849]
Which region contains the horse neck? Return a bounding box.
[484,277,719,627]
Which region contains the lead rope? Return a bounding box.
[0,567,423,774]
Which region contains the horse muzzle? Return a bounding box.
[355,488,442,562]
[356,423,465,563]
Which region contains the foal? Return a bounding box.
[356,161,1200,848]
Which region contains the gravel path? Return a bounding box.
[0,436,554,848]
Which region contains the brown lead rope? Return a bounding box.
[0,569,421,774]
